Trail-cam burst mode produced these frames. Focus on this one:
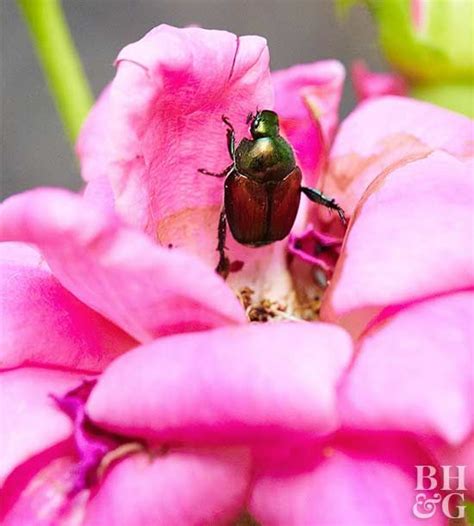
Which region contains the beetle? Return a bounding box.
[199,110,346,277]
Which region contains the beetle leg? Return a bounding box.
[216,208,230,278]
[222,115,236,161]
[301,186,347,226]
[198,166,230,178]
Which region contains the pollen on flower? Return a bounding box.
[236,286,319,322]
[234,511,262,526]
[297,296,322,321]
[237,286,292,321]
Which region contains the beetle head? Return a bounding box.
[250,110,279,139]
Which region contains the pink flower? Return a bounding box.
[1,24,473,525]
[0,203,351,523]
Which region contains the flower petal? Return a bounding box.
[77,25,272,244]
[82,174,116,216]
[322,151,474,333]
[0,242,135,372]
[87,322,352,443]
[424,434,474,499]
[2,456,89,526]
[272,60,345,185]
[351,60,408,102]
[249,433,444,526]
[339,290,474,445]
[84,448,251,526]
[0,241,46,267]
[0,188,246,343]
[76,83,112,184]
[0,442,73,521]
[0,368,86,484]
[323,95,473,216]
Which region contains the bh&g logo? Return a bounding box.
[413,465,467,520]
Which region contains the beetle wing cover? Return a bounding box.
[269,167,302,241]
[225,173,268,245]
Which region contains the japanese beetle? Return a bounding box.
[199,110,346,276]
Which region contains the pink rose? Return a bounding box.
[1,24,472,525]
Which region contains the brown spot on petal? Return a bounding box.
[324,133,433,210]
[234,511,261,526]
[155,205,221,266]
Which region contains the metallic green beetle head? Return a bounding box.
[249,110,280,139]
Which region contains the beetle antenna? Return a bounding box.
[246,112,254,124]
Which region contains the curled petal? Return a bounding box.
[322,151,474,333]
[339,291,474,445]
[0,188,246,343]
[0,242,135,372]
[0,368,87,484]
[272,60,345,185]
[352,60,408,102]
[77,25,272,256]
[84,448,251,526]
[87,323,353,443]
[323,96,474,216]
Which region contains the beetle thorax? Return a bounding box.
[235,136,296,183]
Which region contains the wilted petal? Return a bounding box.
[84,448,251,526]
[322,152,474,333]
[323,96,473,216]
[0,368,87,484]
[87,323,352,443]
[0,242,135,372]
[250,433,444,526]
[0,188,246,343]
[272,60,345,185]
[351,60,408,102]
[339,291,474,445]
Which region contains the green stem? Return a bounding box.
[17,0,93,144]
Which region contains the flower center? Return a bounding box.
[237,286,322,322]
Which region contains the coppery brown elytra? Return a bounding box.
[198,110,346,277]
